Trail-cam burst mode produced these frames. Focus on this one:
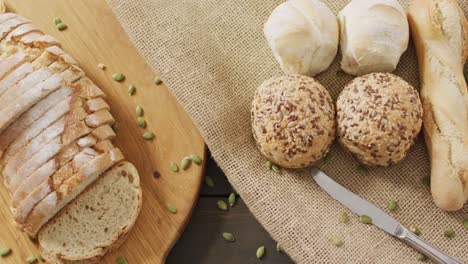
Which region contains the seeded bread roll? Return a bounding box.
[336,73,423,166]
[251,75,336,168]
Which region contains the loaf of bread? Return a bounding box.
[263,0,338,77]
[408,0,468,211]
[338,0,409,76]
[0,12,142,262]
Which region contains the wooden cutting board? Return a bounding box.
[0,1,206,263]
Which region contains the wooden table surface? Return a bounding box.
[166,151,294,264]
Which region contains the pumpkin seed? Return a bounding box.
[181,157,191,170]
[53,18,62,25]
[143,132,154,140]
[464,219,468,229]
[417,253,428,262]
[271,164,281,173]
[128,85,136,95]
[204,176,214,187]
[323,152,332,164]
[228,193,236,206]
[222,232,235,242]
[409,226,421,236]
[275,243,283,252]
[217,200,228,211]
[112,73,125,82]
[56,22,67,31]
[190,154,202,165]
[359,215,372,224]
[339,212,349,223]
[443,229,455,238]
[116,257,128,264]
[136,105,143,117]
[167,203,177,214]
[330,235,344,247]
[256,246,265,259]
[421,176,430,187]
[137,117,146,128]
[357,164,368,174]
[37,252,44,262]
[265,161,272,170]
[0,247,11,257]
[388,200,398,212]
[170,162,179,172]
[26,255,36,263]
[97,63,106,70]
[154,76,162,85]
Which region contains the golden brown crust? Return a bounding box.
[408,0,468,211]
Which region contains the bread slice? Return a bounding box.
[38,162,142,264]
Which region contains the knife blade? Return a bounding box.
[310,168,462,264]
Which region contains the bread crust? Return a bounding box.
[408,0,468,211]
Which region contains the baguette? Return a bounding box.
[408,0,468,211]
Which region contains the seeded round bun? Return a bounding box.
[251,75,336,168]
[336,73,423,166]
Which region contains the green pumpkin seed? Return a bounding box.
[136,105,143,117]
[190,154,202,165]
[53,18,62,25]
[256,246,265,259]
[112,73,125,82]
[388,200,398,212]
[137,117,146,128]
[56,23,67,31]
[143,132,154,140]
[409,226,421,236]
[181,157,191,170]
[0,247,11,257]
[217,200,228,211]
[204,176,214,187]
[222,232,235,242]
[170,162,179,172]
[228,193,236,206]
[37,252,44,262]
[357,164,368,174]
[323,152,332,164]
[167,203,177,214]
[421,176,430,187]
[330,235,344,247]
[265,161,272,170]
[359,215,372,224]
[339,212,349,223]
[116,257,128,264]
[128,85,136,95]
[26,255,37,263]
[443,229,455,238]
[271,164,281,173]
[464,219,468,229]
[154,76,162,85]
[275,243,283,252]
[417,253,428,262]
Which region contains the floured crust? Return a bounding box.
[408,0,468,211]
[336,73,423,166]
[251,75,336,168]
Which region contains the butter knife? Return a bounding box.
[311,168,462,264]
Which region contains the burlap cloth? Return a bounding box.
[106,0,467,263]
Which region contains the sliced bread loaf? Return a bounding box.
[38,162,142,264]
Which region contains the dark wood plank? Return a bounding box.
[167,197,294,264]
[200,154,235,196]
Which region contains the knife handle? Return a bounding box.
[396,226,462,264]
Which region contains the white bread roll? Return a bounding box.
[263,0,338,77]
[408,0,468,211]
[338,0,409,76]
